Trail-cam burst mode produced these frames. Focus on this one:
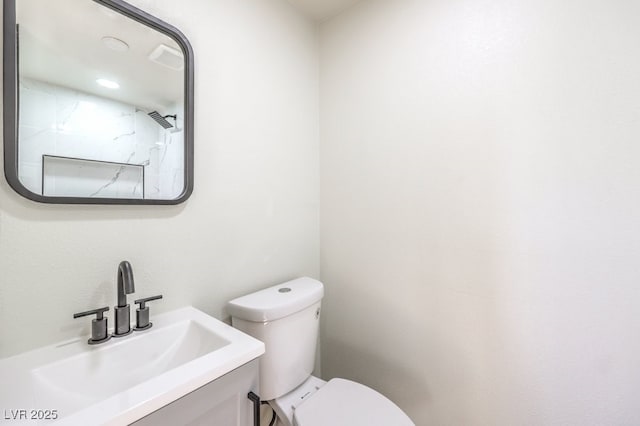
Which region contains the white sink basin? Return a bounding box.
[0,307,264,425]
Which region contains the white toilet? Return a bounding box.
[227,277,414,426]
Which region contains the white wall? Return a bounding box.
[320,0,640,424]
[0,0,319,358]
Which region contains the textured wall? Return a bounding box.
[319,0,640,424]
[0,0,319,358]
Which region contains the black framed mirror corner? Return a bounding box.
[3,0,194,204]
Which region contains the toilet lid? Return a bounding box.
[293,378,414,426]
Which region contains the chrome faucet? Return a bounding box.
[114,260,135,337]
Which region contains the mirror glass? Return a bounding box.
[4,0,193,204]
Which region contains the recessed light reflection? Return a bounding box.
[101,36,129,52]
[96,78,119,89]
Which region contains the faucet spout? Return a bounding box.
[117,260,135,308]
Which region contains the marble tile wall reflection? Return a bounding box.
[18,78,185,199]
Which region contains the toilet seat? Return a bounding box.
[292,378,414,426]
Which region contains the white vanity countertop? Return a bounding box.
[0,306,265,425]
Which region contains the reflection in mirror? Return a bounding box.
[4,0,193,204]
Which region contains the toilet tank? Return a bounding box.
[227,277,324,401]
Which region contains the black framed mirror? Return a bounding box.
[3,0,194,204]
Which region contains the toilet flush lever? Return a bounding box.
[73,306,111,345]
[133,295,163,331]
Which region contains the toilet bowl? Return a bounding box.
[227,277,414,426]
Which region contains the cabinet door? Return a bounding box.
[132,359,260,426]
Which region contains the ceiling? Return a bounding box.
[17,0,184,113]
[287,0,363,20]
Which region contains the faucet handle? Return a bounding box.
[134,295,163,309]
[73,307,111,345]
[134,295,163,331]
[73,306,109,319]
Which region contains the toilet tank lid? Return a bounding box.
[227,277,324,322]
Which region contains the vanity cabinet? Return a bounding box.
[132,359,259,426]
